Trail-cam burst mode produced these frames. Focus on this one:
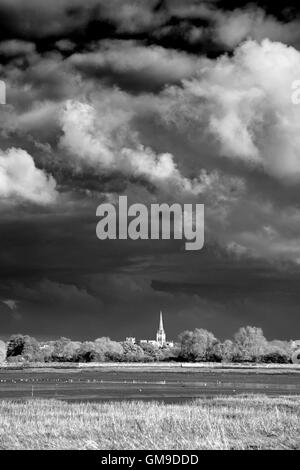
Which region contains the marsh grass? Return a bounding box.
[0,395,299,450]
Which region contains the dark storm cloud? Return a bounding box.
[0,0,167,42]
[151,263,300,340]
[0,1,299,53]
[68,40,202,93]
[0,0,101,39]
[152,270,300,300]
[0,40,36,58]
[0,201,193,339]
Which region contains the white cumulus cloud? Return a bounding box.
[163,39,300,182]
[0,147,57,204]
[59,98,244,203]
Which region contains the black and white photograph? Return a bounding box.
[0,0,299,453]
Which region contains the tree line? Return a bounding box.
[0,326,295,364]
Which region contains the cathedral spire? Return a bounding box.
[159,311,164,331]
[156,311,166,346]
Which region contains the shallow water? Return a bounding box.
[0,367,299,402]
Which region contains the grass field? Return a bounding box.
[0,395,299,450]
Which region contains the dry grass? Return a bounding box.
[0,395,299,450]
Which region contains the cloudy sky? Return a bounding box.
[1,0,300,341]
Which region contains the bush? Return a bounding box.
[260,351,290,364]
[6,355,25,363]
[0,340,6,363]
[160,345,181,362]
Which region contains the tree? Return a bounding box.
[76,338,124,362]
[7,334,41,361]
[140,342,161,361]
[94,337,124,361]
[260,340,291,363]
[76,341,96,362]
[212,340,239,362]
[234,326,268,362]
[7,334,26,357]
[179,329,218,361]
[51,337,81,362]
[0,340,6,363]
[160,344,181,362]
[209,342,223,362]
[121,341,145,362]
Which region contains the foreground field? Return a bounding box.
[0,395,299,450]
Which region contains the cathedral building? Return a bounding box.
[140,312,174,348]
